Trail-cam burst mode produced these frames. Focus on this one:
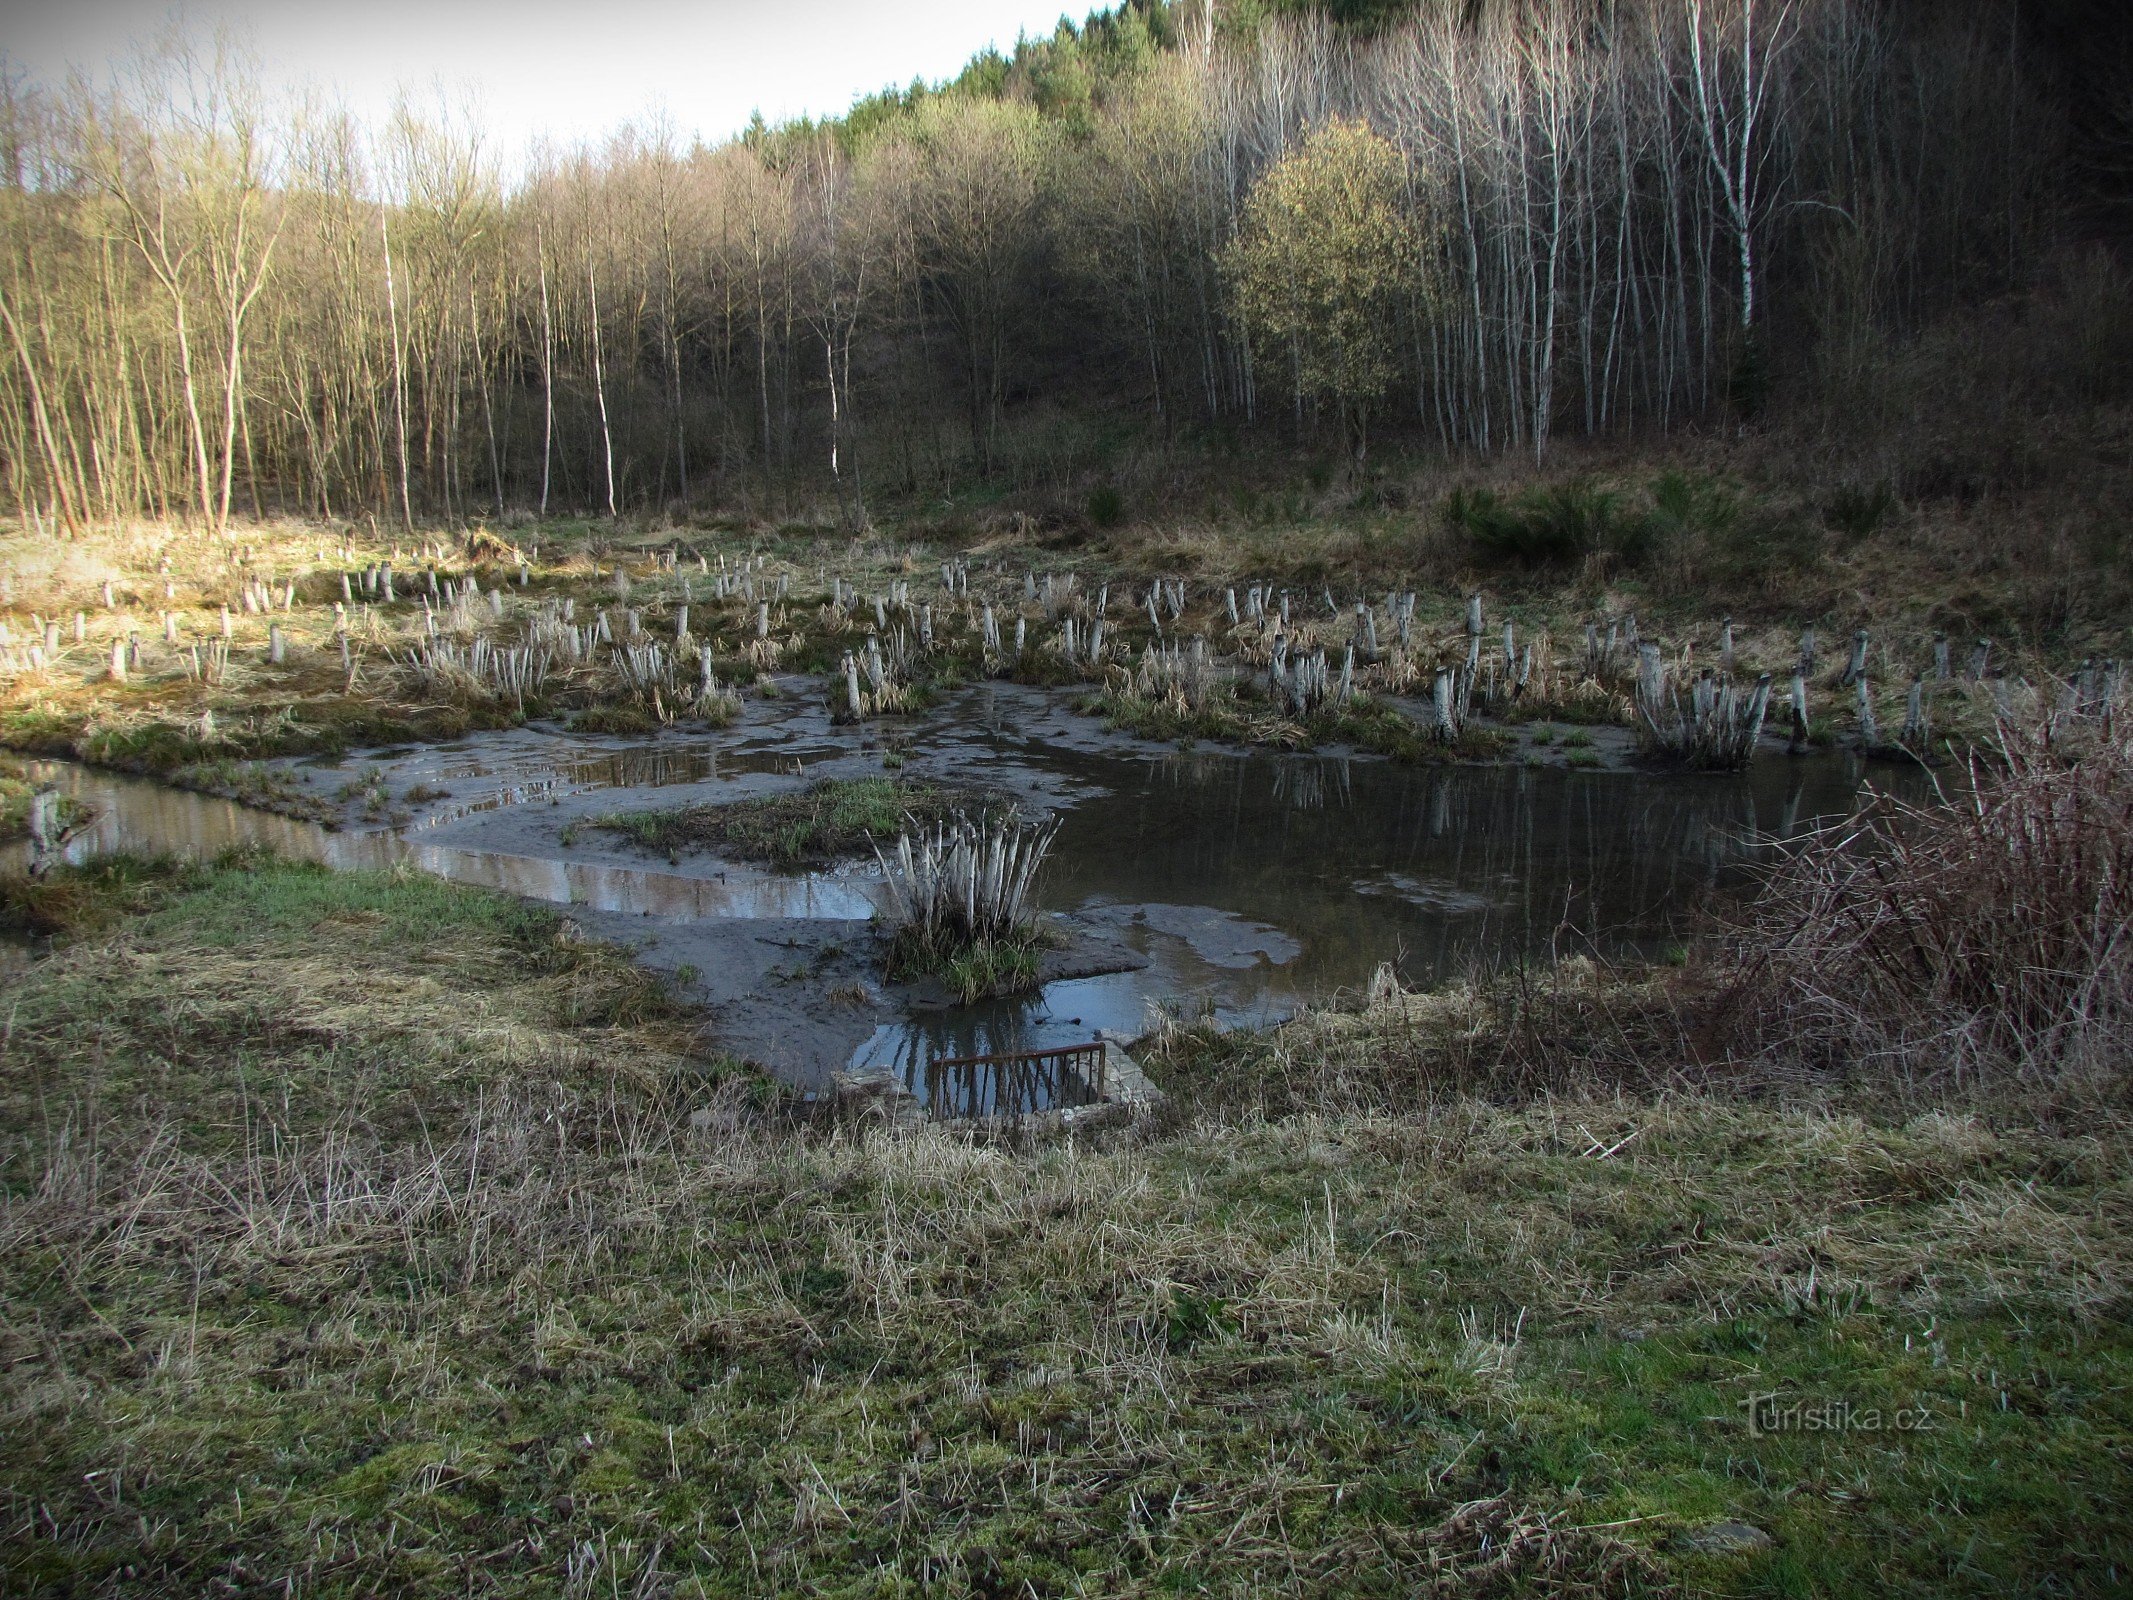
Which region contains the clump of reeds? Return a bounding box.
[1037,570,1083,620]
[691,646,741,725]
[1581,616,1640,688]
[1634,644,1770,768]
[609,638,680,710]
[1720,713,2133,1089]
[1134,638,1221,713]
[833,632,917,720]
[1051,614,1113,674]
[604,639,738,724]
[876,814,1056,996]
[1497,625,1558,706]
[528,602,596,662]
[1268,635,1353,716]
[1424,660,1475,742]
[182,637,233,685]
[1360,643,1425,696]
[404,636,555,708]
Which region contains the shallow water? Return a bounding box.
[849,729,1896,1069]
[7,686,1914,1103]
[12,765,883,921]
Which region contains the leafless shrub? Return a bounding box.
[833,631,914,719]
[1719,715,2133,1091]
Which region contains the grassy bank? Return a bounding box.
[2,852,2128,1596]
[596,777,997,870]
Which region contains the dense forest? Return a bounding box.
[0,0,2121,532]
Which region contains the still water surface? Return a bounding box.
[7,696,1907,1096]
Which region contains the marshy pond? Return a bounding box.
[10,682,1911,1102]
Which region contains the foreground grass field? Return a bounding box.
[3,858,2127,1597]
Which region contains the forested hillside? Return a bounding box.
[0,0,2123,533]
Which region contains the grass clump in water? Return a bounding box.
[1086,679,1314,751]
[888,925,1046,1003]
[877,813,1056,1000]
[167,757,337,822]
[597,776,995,869]
[565,702,661,736]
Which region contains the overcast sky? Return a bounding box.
[3,0,1082,155]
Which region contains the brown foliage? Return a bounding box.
[1717,713,2133,1093]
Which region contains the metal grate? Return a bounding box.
[920,1042,1107,1119]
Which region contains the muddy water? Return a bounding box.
[10,761,881,921]
[848,730,1891,1074]
[5,684,1908,1100]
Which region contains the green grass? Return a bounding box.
[1082,684,1308,749]
[0,700,509,790]
[2,880,2125,1596]
[0,851,209,936]
[885,923,1047,1002]
[597,777,1000,869]
[940,937,1040,1000]
[0,863,2127,1594]
[168,757,338,821]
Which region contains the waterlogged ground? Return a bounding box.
[13,682,1904,1096]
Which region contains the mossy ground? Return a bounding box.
[596,777,1000,870]
[884,922,1049,1003]
[2,859,2127,1597]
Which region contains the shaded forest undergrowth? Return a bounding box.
[3,722,2130,1596]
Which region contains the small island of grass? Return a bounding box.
[593,776,1010,870]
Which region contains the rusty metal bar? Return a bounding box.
[923,1041,1105,1116]
[928,1042,1101,1072]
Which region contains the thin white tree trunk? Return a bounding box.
[587,261,616,518]
[381,212,413,532]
